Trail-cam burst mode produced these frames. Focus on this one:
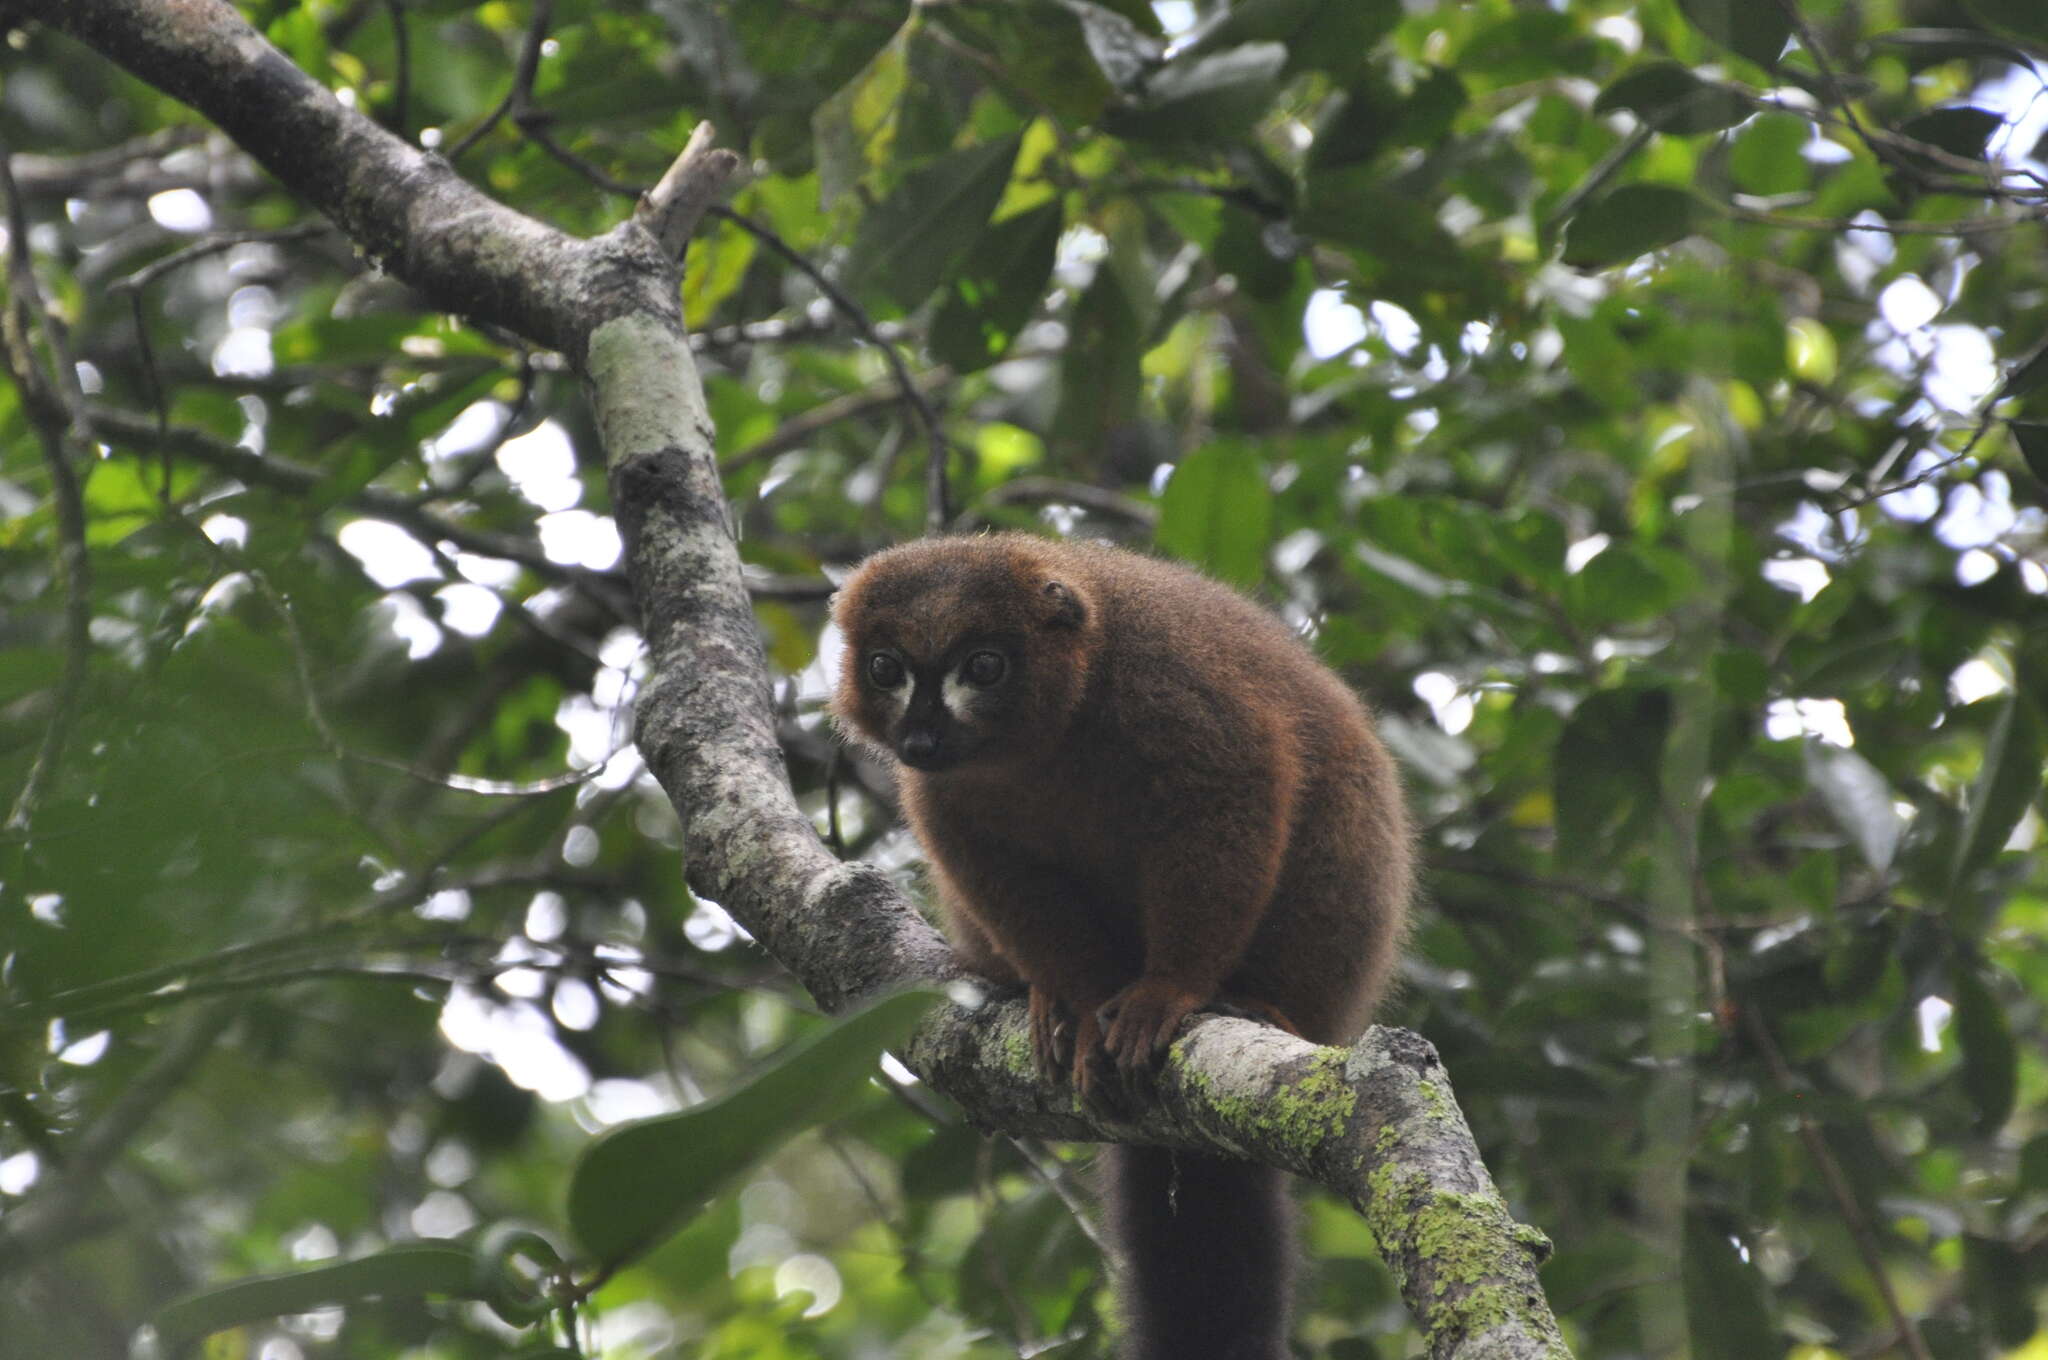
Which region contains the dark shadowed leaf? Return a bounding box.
[1899,108,2002,165]
[1948,688,2043,892]
[930,202,1063,373]
[1593,62,1751,135]
[1309,68,1466,172]
[1999,343,2048,402]
[932,3,1118,123]
[1052,264,1143,457]
[1964,0,2048,42]
[2016,423,2048,486]
[1951,961,2017,1133]
[1804,743,1900,872]
[1674,0,1791,68]
[846,135,1021,311]
[1553,687,1672,867]
[2019,1133,2048,1192]
[1962,1234,2037,1346]
[1102,42,1286,145]
[1155,443,1272,586]
[1184,0,1401,80]
[1562,185,1714,268]
[567,990,936,1266]
[1683,1216,1777,1360]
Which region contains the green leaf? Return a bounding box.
[1457,10,1601,85]
[2017,422,2048,485]
[1673,0,1791,68]
[929,202,1062,372]
[1298,178,1478,305]
[154,1243,480,1349]
[1102,42,1286,145]
[1593,62,1750,135]
[1963,0,2048,43]
[1567,543,1697,626]
[1058,0,1163,89]
[810,28,910,211]
[1154,443,1273,586]
[1899,107,2002,165]
[1308,78,1402,171]
[1947,688,2043,892]
[1950,961,2016,1133]
[270,313,431,367]
[567,990,937,1266]
[1682,1216,1778,1360]
[1729,112,1813,196]
[1307,69,1464,172]
[1803,743,1900,872]
[1561,185,1714,269]
[846,135,1022,312]
[933,4,1118,124]
[2018,1132,2048,1193]
[1184,0,1400,81]
[1051,264,1143,458]
[1553,687,1672,867]
[1962,1234,2037,1346]
[1999,343,2048,402]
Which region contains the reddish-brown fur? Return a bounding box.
[830,533,1411,1359]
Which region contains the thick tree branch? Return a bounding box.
[34,5,1572,1353]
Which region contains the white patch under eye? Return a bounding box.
[941,672,971,719]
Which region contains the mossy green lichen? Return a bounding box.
[1379,1186,1569,1354]
[1513,1220,1555,1259]
[1416,1072,1458,1126]
[1000,1021,1034,1078]
[1172,1045,1357,1150]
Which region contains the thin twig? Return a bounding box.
[710,205,953,529]
[85,402,636,620]
[958,475,1160,530]
[1777,3,1886,169]
[381,0,411,138]
[721,368,954,474]
[691,313,909,351]
[446,0,554,164]
[1827,329,2048,510]
[520,115,640,197]
[1545,122,1657,232]
[1731,205,2040,236]
[107,223,332,295]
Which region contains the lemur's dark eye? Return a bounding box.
[866,653,906,689]
[962,650,1007,687]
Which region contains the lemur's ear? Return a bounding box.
[1042,580,1086,629]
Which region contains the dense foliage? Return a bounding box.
[4,0,2048,1355]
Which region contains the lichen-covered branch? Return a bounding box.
[910,1000,1569,1358]
[32,7,1573,1353]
